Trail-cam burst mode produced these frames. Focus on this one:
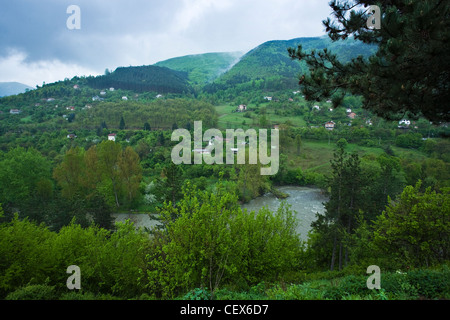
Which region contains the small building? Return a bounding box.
[399,119,411,126]
[348,112,357,119]
[73,85,79,89]
[9,109,21,114]
[264,96,272,101]
[156,94,163,99]
[100,91,106,96]
[66,106,75,111]
[122,96,128,101]
[108,133,117,142]
[193,148,211,155]
[109,87,115,91]
[325,121,335,131]
[67,134,77,139]
[313,105,320,111]
[237,104,247,112]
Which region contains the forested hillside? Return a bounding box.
[204,37,377,95]
[154,52,244,85]
[86,65,193,94]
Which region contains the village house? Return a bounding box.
[348,112,357,119]
[9,109,21,114]
[399,119,411,126]
[193,148,211,155]
[237,104,247,112]
[67,134,77,139]
[325,121,336,131]
[122,96,128,101]
[108,133,117,142]
[73,85,79,89]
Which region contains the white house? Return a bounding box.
[10,109,21,114]
[313,105,321,111]
[237,104,247,112]
[264,96,272,101]
[122,96,128,101]
[108,133,117,142]
[325,121,336,131]
[399,119,411,126]
[109,87,115,91]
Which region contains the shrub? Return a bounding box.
[5,284,58,300]
[407,268,450,299]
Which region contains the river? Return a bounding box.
[112,186,327,240]
[241,186,328,240]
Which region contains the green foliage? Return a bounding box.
[0,147,52,208]
[288,0,449,122]
[155,52,244,85]
[86,65,193,94]
[395,133,423,149]
[373,181,449,269]
[183,287,212,300]
[143,182,302,299]
[5,284,57,300]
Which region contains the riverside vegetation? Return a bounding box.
[0,0,449,300]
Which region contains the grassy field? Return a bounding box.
[216,103,307,129]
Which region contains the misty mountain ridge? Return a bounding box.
[0,82,34,97]
[2,36,376,97]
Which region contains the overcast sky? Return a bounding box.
[0,0,332,87]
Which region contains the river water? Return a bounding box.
[112,186,327,240]
[241,186,328,240]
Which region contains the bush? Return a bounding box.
[183,287,211,300]
[266,283,326,300]
[407,268,450,299]
[5,284,58,300]
[59,291,98,300]
[323,275,370,300]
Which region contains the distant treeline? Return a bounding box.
[86,65,193,94]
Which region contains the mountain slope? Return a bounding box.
[154,52,244,85]
[0,82,34,97]
[205,36,377,92]
[86,65,193,94]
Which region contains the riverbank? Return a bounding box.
[113,186,328,241]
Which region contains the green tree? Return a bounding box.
[0,147,52,213]
[97,140,123,208]
[119,116,126,130]
[145,182,301,298]
[53,147,86,199]
[119,146,142,205]
[373,181,450,268]
[288,0,449,122]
